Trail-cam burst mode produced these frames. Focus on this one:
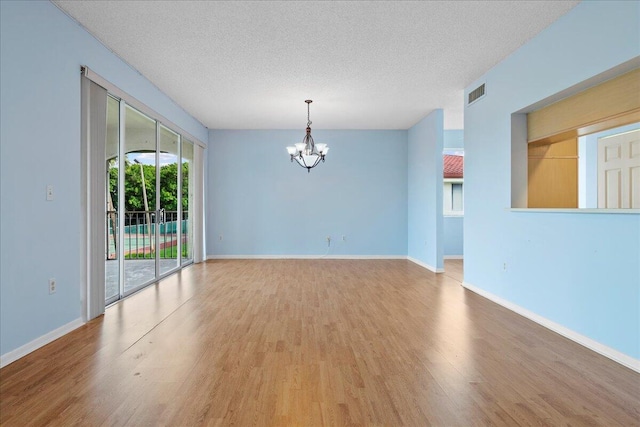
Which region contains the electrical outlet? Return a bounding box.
[219,234,223,241]
[326,236,331,247]
[46,185,54,201]
[49,278,56,294]
[503,263,507,272]
[342,235,346,242]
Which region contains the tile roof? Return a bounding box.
[444,155,463,178]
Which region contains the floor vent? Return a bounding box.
[468,83,486,105]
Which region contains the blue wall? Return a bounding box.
[407,110,444,271]
[443,216,463,256]
[464,1,639,359]
[444,129,464,150]
[0,1,207,357]
[208,130,408,256]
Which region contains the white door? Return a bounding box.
[598,129,640,208]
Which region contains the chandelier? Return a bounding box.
[286,100,329,172]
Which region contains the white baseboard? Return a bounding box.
[462,281,640,373]
[444,255,464,259]
[407,257,444,273]
[0,317,84,369]
[207,255,407,260]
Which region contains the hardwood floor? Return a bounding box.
[1,260,638,426]
[443,259,463,283]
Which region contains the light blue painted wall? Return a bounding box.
[444,129,464,256]
[0,1,207,356]
[443,216,463,256]
[208,130,408,256]
[464,1,640,358]
[444,129,464,149]
[407,110,444,269]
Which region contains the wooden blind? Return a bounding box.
[527,68,640,144]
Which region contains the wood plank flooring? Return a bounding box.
[443,259,463,283]
[1,259,638,426]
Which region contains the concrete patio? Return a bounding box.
[105,258,191,300]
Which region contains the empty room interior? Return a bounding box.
[1,1,639,425]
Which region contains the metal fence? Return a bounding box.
[106,210,189,260]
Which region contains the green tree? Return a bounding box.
[108,159,189,213]
[159,163,178,211]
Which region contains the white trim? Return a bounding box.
[407,257,444,273]
[443,255,463,259]
[462,281,640,373]
[0,318,84,368]
[207,255,407,260]
[443,180,464,216]
[509,208,640,214]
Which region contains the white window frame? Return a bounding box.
[444,178,464,216]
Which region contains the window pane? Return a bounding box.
[452,183,463,212]
[159,125,180,275]
[124,105,157,292]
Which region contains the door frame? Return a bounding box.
[81,65,205,314]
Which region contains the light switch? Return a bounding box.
[46,185,54,201]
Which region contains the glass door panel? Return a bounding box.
[103,94,198,305]
[123,105,157,293]
[159,125,180,276]
[105,96,120,303]
[181,139,194,265]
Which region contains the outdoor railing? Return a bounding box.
[106,210,190,260]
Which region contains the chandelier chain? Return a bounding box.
[307,101,312,128]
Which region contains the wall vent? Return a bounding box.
[468,83,486,105]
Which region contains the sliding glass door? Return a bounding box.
[123,105,157,292]
[181,139,194,265]
[158,125,180,276]
[105,97,194,305]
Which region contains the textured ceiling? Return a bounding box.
[54,1,579,130]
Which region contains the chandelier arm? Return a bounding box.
[294,155,307,169]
